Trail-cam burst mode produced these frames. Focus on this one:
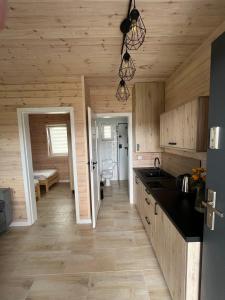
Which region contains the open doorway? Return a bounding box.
[96,113,133,204]
[17,107,80,226]
[28,113,74,223]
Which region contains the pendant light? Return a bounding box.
[116,79,130,102]
[125,0,146,50]
[119,50,136,81]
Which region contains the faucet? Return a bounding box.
[154,157,160,169]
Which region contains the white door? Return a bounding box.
[118,123,128,180]
[87,107,100,228]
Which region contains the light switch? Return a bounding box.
[137,155,143,160]
[209,127,220,149]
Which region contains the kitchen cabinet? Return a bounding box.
[132,82,165,152]
[133,172,201,300]
[160,96,208,151]
[133,174,144,219]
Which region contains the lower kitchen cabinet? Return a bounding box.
[134,174,201,300]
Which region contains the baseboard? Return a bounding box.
[59,180,70,183]
[77,218,92,224]
[10,221,30,227]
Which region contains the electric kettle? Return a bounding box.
[176,174,192,193]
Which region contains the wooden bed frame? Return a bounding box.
[38,171,59,192]
[35,181,41,201]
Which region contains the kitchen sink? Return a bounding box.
[140,169,171,178]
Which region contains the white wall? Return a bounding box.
[97,117,128,181]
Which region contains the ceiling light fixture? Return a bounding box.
[119,50,136,81]
[116,79,130,102]
[125,0,146,50]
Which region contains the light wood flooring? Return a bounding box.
[0,182,171,300]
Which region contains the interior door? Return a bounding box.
[87,107,100,228]
[200,32,225,300]
[118,123,128,181]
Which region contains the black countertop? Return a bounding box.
[134,168,204,242]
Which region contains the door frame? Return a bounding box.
[16,107,81,226]
[96,112,133,204]
[87,107,100,228]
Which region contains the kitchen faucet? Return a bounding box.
[154,157,160,169]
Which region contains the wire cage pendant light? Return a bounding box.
[119,50,136,81]
[116,79,130,102]
[125,0,146,50]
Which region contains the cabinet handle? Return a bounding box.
[135,176,139,184]
[154,202,158,215]
[168,142,177,145]
[145,197,150,205]
[145,216,151,225]
[145,188,151,195]
[136,144,140,151]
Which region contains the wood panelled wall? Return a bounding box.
[165,20,225,110]
[165,20,225,163]
[29,114,70,181]
[0,77,91,222]
[88,85,132,113]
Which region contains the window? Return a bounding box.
[102,125,112,140]
[46,124,68,156]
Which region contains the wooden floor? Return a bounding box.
[0,182,171,300]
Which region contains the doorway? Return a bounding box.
[17,107,80,225]
[96,113,133,204]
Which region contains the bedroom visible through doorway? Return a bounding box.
[17,107,80,226]
[29,113,74,223]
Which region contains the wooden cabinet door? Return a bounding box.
[160,113,166,147]
[183,100,198,150]
[133,82,164,152]
[133,174,144,216]
[154,204,186,300]
[173,105,185,148]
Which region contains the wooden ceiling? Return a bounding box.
[1,0,225,84]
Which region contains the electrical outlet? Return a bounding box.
[137,155,143,160]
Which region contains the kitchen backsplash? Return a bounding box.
[133,153,162,168]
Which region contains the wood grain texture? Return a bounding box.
[1,1,225,83]
[186,242,201,300]
[133,152,162,168]
[29,114,70,181]
[133,82,165,153]
[160,97,209,152]
[0,77,91,221]
[87,85,132,113]
[161,152,201,177]
[165,20,225,111]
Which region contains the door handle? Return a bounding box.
[202,201,224,218]
[92,161,97,170]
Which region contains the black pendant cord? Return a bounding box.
[121,0,133,55]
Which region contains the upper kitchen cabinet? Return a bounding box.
[160,96,209,152]
[133,82,165,152]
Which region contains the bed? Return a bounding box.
[34,179,41,201]
[33,169,59,192]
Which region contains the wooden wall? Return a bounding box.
[164,20,225,163]
[0,77,91,222]
[29,114,70,181]
[165,20,225,110]
[87,85,132,113]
